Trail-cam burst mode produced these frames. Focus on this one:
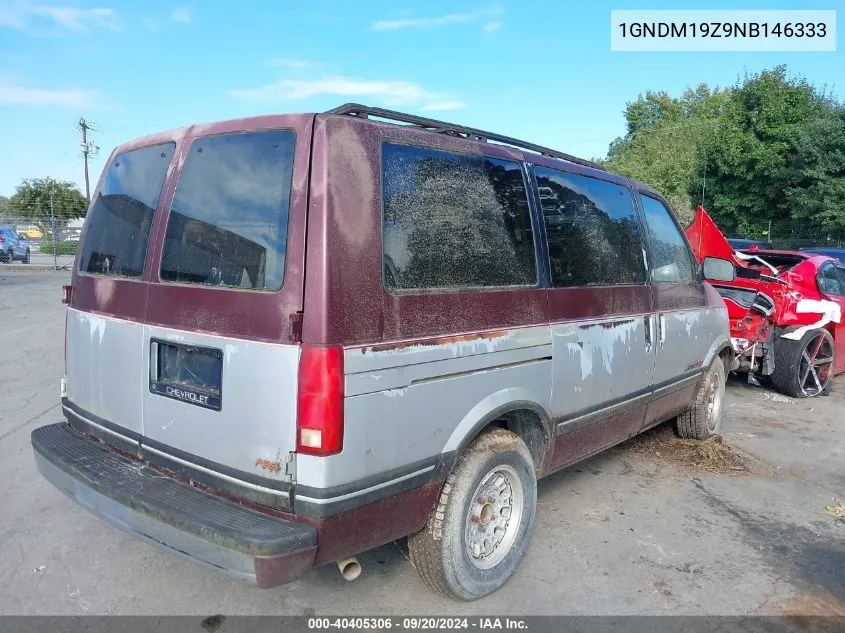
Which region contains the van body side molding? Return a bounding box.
[555,370,704,436]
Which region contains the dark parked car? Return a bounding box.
[726,237,773,250]
[0,226,31,263]
[801,247,845,265]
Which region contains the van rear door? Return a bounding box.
[67,141,177,445]
[140,116,312,509]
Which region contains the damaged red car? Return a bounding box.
[686,206,845,398]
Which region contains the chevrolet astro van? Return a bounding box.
[32,104,734,600]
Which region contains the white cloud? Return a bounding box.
[32,6,118,31]
[229,73,465,112]
[171,7,190,23]
[0,4,29,29]
[0,4,119,32]
[0,78,100,108]
[265,57,311,69]
[372,5,502,32]
[483,21,502,32]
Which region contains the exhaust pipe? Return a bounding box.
[336,557,362,581]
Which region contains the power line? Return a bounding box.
[76,118,100,203]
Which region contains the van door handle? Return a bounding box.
[658,314,666,348]
[644,315,653,352]
[150,341,159,381]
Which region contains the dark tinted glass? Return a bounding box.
[78,143,174,277]
[819,265,844,296]
[382,143,536,291]
[536,168,646,287]
[640,194,695,284]
[161,130,295,291]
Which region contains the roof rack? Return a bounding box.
[326,103,605,171]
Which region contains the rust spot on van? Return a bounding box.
[362,330,510,354]
[685,359,705,372]
[600,319,635,330]
[255,458,282,473]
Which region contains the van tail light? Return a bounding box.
[0,236,4,243]
[296,345,344,456]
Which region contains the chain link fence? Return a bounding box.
[0,209,82,268]
[725,220,845,250]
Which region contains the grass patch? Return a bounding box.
[614,424,766,476]
[38,240,77,255]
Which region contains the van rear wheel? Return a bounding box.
[408,428,536,601]
[675,358,726,440]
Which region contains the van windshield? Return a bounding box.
[160,130,296,291]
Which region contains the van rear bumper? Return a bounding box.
[31,423,317,588]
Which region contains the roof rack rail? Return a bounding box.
[326,103,605,171]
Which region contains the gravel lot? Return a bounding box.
[1,272,843,616]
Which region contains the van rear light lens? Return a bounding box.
[297,345,343,456]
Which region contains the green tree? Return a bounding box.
[690,66,838,236]
[9,178,88,223]
[606,84,729,224]
[0,195,9,219]
[782,105,845,232]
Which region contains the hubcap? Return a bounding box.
[799,333,834,397]
[705,370,724,432]
[465,464,524,570]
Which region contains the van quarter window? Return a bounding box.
[639,194,695,284]
[535,167,647,287]
[78,143,174,277]
[381,142,536,291]
[160,130,296,291]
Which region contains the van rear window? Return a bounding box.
[160,130,295,291]
[382,142,537,291]
[79,143,174,277]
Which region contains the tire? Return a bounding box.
[675,358,726,439]
[22,249,30,264]
[2,249,12,263]
[408,428,537,601]
[770,328,835,398]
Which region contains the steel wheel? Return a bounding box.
[676,358,726,439]
[704,368,725,432]
[408,427,537,600]
[464,464,524,570]
[798,331,834,397]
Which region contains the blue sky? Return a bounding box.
[0,0,841,196]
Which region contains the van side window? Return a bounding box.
[535,167,647,287]
[381,142,536,291]
[160,130,295,291]
[639,194,695,284]
[78,143,174,277]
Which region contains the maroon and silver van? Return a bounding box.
[32,104,734,600]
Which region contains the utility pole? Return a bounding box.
[49,189,57,270]
[77,118,99,203]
